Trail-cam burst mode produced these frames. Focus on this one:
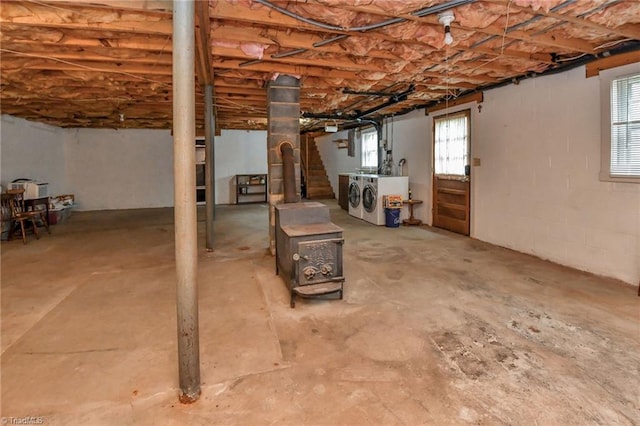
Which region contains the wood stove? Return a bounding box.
[275,202,345,308]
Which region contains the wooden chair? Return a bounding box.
[5,188,49,243]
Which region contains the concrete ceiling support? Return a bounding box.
[205,84,216,250]
[172,0,200,404]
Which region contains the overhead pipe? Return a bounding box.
[255,0,476,33]
[204,84,215,250]
[280,142,297,203]
[302,85,414,121]
[412,0,475,17]
[415,41,640,116]
[312,34,349,48]
[343,84,414,97]
[272,48,308,58]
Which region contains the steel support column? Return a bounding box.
[205,84,215,250]
[172,0,200,404]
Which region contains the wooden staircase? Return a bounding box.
[301,135,335,199]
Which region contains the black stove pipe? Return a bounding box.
[280,142,297,203]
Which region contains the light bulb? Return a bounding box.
[444,27,453,45]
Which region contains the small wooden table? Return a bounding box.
[402,199,423,226]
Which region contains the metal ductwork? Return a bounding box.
[280,141,297,203]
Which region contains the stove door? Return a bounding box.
[294,237,344,286]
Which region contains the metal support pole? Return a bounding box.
[172,0,200,404]
[205,84,215,250]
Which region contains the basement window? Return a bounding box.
[361,129,378,169]
[434,111,470,176]
[601,71,640,183]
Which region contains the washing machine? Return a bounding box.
[348,173,363,219]
[362,175,409,225]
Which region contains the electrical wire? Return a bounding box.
[555,53,587,62]
[254,0,473,33]
[594,38,632,51]
[464,0,511,75]
[216,97,267,113]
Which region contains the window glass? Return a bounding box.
[434,113,469,176]
[610,74,640,177]
[361,129,378,169]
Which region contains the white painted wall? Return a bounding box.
[214,129,267,204]
[314,65,639,285]
[64,128,174,210]
[383,110,433,224]
[473,64,639,285]
[1,115,68,195]
[3,62,638,284]
[314,130,360,197]
[1,119,268,210]
[316,111,434,224]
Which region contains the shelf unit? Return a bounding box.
[236,174,267,204]
[195,138,205,205]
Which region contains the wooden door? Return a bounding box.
[432,110,471,236]
[433,177,470,235]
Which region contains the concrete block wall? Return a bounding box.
[1,117,269,210]
[314,64,639,285]
[474,64,640,285]
[267,75,301,254]
[1,115,68,196]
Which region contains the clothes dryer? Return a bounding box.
[362,175,409,225]
[348,174,363,219]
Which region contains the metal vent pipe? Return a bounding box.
[280,142,297,203]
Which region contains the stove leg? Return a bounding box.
[290,292,296,308]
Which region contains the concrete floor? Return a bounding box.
[1,200,638,425]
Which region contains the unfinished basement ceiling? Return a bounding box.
[1,0,639,132]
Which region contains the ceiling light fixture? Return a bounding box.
[438,10,455,46]
[324,120,338,133]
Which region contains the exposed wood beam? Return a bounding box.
[585,50,640,78]
[466,46,554,64]
[486,0,640,41]
[45,0,173,12]
[311,2,592,55]
[212,1,563,66]
[2,55,173,76]
[426,92,484,114]
[1,45,173,65]
[195,0,212,86]
[453,22,595,53]
[211,24,401,61]
[0,17,171,34]
[211,47,499,84]
[213,58,480,90]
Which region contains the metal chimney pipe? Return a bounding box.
[280,142,297,203]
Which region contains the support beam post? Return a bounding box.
[172,0,200,404]
[205,84,215,249]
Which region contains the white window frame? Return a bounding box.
[600,64,640,183]
[433,110,470,178]
[360,128,378,170]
